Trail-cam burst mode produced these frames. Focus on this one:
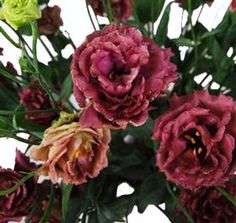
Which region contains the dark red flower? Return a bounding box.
[88,0,133,22]
[38,5,63,36]
[0,48,19,91]
[15,149,37,172]
[19,83,56,126]
[0,151,37,222]
[231,0,236,11]
[71,24,177,129]
[179,182,236,223]
[152,91,236,190]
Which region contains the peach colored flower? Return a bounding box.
[30,122,111,185]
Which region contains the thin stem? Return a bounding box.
[199,73,209,86]
[31,21,56,108]
[0,26,20,48]
[0,108,58,116]
[166,183,195,223]
[0,67,29,85]
[0,172,36,196]
[65,31,76,49]
[39,184,55,223]
[196,5,204,24]
[85,0,97,31]
[216,187,236,207]
[39,37,55,61]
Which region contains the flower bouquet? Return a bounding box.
[0,0,235,222]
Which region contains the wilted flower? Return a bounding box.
[152,91,236,190]
[30,119,111,185]
[38,5,63,36]
[0,0,41,30]
[19,83,56,126]
[179,182,236,223]
[88,0,133,22]
[71,24,177,129]
[0,150,37,222]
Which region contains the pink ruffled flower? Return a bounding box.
[152,91,236,190]
[30,122,111,185]
[71,24,177,129]
[88,0,133,22]
[179,182,236,223]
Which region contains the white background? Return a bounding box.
[0,0,232,222]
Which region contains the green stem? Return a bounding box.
[0,108,58,116]
[187,0,198,74]
[39,183,55,223]
[85,0,97,31]
[39,37,55,61]
[0,172,36,196]
[65,31,76,49]
[31,21,56,108]
[166,183,195,223]
[0,26,20,48]
[216,187,236,207]
[0,67,29,85]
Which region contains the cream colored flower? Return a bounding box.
[30,122,111,185]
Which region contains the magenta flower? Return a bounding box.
[71,24,177,129]
[152,91,236,190]
[179,182,236,223]
[88,0,133,22]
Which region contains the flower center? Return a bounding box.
[74,148,87,159]
[184,129,207,161]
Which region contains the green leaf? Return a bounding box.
[62,184,73,220]
[98,195,135,222]
[155,3,171,45]
[134,0,165,24]
[136,172,169,213]
[124,118,153,139]
[60,74,72,100]
[47,30,71,53]
[173,38,196,47]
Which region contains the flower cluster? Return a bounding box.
[0,0,236,222]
